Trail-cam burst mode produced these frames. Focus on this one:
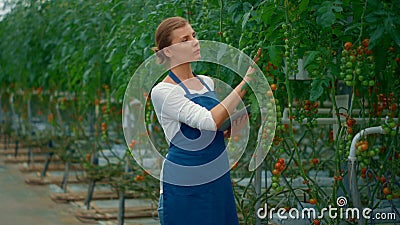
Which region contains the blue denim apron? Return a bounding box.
[160,71,239,225]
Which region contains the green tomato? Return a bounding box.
[368,80,375,86]
[369,64,375,70]
[345,75,353,80]
[368,150,375,157]
[383,127,392,134]
[369,71,375,77]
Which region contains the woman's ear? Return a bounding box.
[163,48,173,58]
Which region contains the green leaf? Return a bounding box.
[106,48,117,63]
[315,1,342,28]
[303,51,319,69]
[266,45,280,66]
[343,22,361,34]
[217,44,227,61]
[260,3,274,24]
[227,2,241,14]
[298,0,309,14]
[390,28,400,48]
[310,78,328,101]
[316,10,335,28]
[242,11,251,30]
[364,14,379,23]
[368,26,384,49]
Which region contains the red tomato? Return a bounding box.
[313,219,321,225]
[362,39,369,48]
[383,187,391,195]
[271,83,277,91]
[309,198,317,205]
[344,42,353,50]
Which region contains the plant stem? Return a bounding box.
[283,0,311,191]
[216,0,223,80]
[355,0,368,45]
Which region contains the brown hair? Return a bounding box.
[153,17,188,64]
[154,16,188,52]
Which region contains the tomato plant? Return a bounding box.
[1,0,399,224]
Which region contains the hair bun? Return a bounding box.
[152,46,159,53]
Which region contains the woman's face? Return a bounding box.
[164,23,200,66]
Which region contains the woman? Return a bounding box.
[151,16,255,225]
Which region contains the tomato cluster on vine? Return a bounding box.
[294,99,319,128]
[282,23,300,76]
[100,85,111,141]
[382,117,397,136]
[355,140,378,169]
[381,185,400,200]
[340,39,376,87]
[372,93,398,118]
[270,158,285,192]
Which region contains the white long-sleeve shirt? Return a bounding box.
[150,75,217,144]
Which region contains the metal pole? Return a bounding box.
[255,166,262,225]
[85,179,96,210]
[347,126,387,225]
[118,157,129,225]
[41,151,53,177]
[60,161,70,192]
[117,189,125,225]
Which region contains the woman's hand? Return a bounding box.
[243,48,262,84]
[223,114,249,138]
[244,66,256,82]
[211,48,261,129]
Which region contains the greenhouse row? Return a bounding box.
[0,0,399,225]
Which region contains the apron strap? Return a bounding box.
[168,70,212,94]
[196,74,212,92]
[168,70,190,94]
